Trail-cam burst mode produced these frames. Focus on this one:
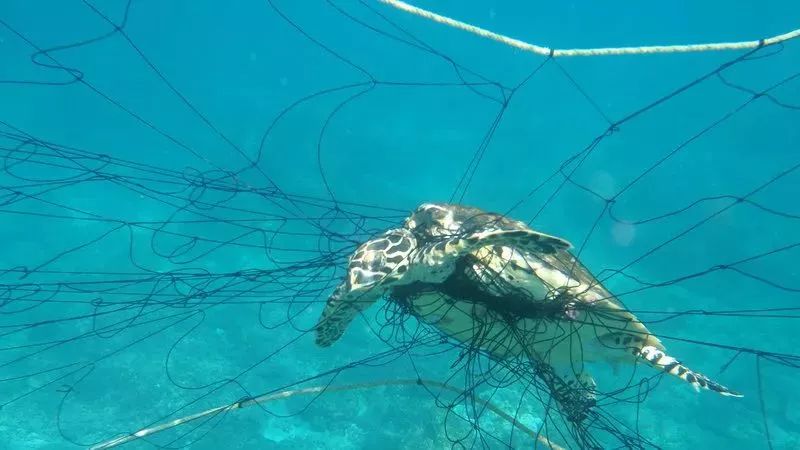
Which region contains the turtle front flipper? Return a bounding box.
[466,228,572,255]
[314,228,417,347]
[635,345,743,398]
[413,228,572,285]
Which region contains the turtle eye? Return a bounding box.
[431,210,447,224]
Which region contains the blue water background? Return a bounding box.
[0,1,798,448]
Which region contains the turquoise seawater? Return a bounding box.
[1,1,798,449]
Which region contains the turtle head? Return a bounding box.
[404,203,459,240]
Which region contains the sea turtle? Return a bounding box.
[314,204,570,347]
[314,203,742,410]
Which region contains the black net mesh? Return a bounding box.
[0,1,798,449]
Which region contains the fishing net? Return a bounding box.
[1,1,798,449]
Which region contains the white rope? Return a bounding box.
[378,0,800,57]
[89,378,565,450]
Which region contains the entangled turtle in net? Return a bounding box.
[314,202,742,414]
[314,203,564,346]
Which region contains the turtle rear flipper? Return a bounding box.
[314,228,417,347]
[636,345,743,397]
[540,363,597,424]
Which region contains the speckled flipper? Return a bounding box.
[535,363,598,423]
[314,228,417,347]
[635,345,743,397]
[553,369,597,423]
[404,229,573,291]
[466,228,572,255]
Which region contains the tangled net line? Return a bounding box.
[0,1,798,449]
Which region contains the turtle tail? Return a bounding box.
[635,345,743,398]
